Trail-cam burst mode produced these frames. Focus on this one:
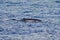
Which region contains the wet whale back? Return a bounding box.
[20,18,42,23]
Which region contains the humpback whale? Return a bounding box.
[20,18,42,23]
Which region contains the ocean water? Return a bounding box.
[0,0,60,40]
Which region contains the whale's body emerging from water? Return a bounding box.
[20,18,42,23]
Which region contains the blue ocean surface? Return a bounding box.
[0,0,60,40]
